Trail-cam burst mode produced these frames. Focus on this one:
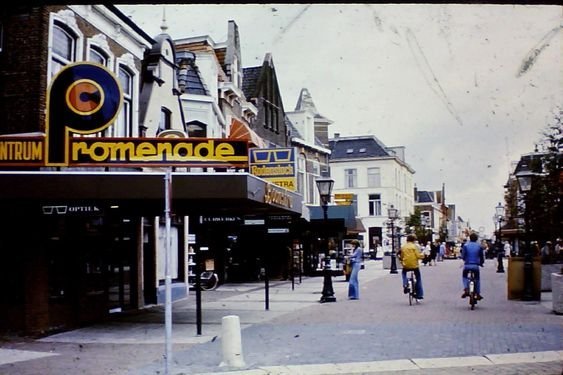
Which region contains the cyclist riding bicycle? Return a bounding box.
[398,234,425,299]
[461,232,485,300]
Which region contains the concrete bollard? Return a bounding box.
[219,315,246,368]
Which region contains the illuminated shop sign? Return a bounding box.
[70,137,247,167]
[249,147,297,191]
[41,204,103,216]
[0,63,248,168]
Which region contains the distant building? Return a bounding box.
[328,134,415,250]
[414,184,448,242]
[286,88,331,206]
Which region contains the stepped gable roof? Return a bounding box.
[295,88,332,124]
[242,66,261,100]
[328,136,390,160]
[295,88,318,112]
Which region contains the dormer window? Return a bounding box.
[346,148,354,154]
[359,148,366,153]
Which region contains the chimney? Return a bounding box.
[442,182,446,205]
[414,184,418,203]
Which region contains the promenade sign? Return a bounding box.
[0,62,248,168]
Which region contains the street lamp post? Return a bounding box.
[495,202,505,273]
[388,205,399,274]
[316,177,336,303]
[516,166,534,301]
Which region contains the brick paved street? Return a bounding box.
[1,258,561,374]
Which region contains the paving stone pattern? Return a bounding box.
[0,258,561,375]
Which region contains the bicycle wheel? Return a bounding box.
[408,276,414,306]
[468,279,476,310]
[200,272,219,291]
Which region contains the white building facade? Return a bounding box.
[328,134,415,251]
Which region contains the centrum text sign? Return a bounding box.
[0,137,44,166]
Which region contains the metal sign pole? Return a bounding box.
[164,168,172,374]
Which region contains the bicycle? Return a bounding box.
[467,269,477,310]
[199,271,219,291]
[406,270,419,306]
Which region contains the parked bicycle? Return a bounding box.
[406,270,419,306]
[199,271,219,291]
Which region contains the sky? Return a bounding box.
[118,3,562,236]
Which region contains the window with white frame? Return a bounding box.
[51,22,76,77]
[159,107,172,134]
[344,168,357,188]
[110,66,133,137]
[367,167,381,187]
[368,194,381,216]
[297,154,306,197]
[308,159,321,204]
[89,46,108,66]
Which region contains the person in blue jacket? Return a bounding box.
[348,240,363,300]
[461,232,485,300]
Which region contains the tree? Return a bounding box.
[533,110,562,244]
[405,207,428,242]
[509,109,562,253]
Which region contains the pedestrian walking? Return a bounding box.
[430,240,439,265]
[422,241,432,266]
[347,239,363,300]
[439,242,446,262]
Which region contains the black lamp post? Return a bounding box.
[316,177,336,303]
[388,205,399,274]
[516,166,534,301]
[495,202,505,273]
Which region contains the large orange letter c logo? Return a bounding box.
[46,62,122,166]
